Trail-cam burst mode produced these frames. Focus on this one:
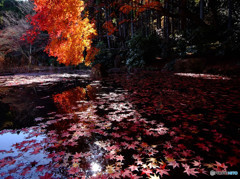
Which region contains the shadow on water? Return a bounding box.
[0,71,91,130]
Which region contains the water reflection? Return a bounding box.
[174,72,231,80]
[0,72,90,87]
[0,128,51,178]
[0,71,91,131]
[1,72,238,178]
[91,162,101,173]
[0,79,170,178]
[42,83,169,178]
[53,85,97,114]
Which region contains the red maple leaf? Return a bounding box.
[126,143,137,150]
[53,156,62,162]
[132,154,142,160]
[39,173,53,179]
[58,151,65,156]
[184,166,199,176]
[227,156,240,166]
[8,168,17,174]
[116,155,124,162]
[214,161,228,171]
[36,165,45,172]
[195,143,209,152]
[47,153,56,158]
[68,167,80,175]
[7,159,16,165]
[122,169,132,178]
[156,168,170,177]
[164,141,173,149]
[129,165,138,172]
[198,168,208,175]
[31,147,42,154]
[130,174,142,179]
[192,160,201,167]
[168,161,179,169]
[21,167,31,176]
[141,168,152,176]
[73,152,82,158]
[111,172,121,178]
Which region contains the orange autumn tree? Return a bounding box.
[26,0,98,66]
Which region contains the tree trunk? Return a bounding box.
[164,0,169,39]
[199,0,204,20]
[228,0,233,30]
[29,44,32,66]
[28,44,32,71]
[130,0,134,38]
[105,5,111,49]
[157,13,161,29]
[97,7,101,41]
[208,0,218,26]
[180,0,186,30]
[131,11,134,38]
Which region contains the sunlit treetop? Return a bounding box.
[24,0,98,66]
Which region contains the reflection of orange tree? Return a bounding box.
[53,85,97,113]
[86,84,97,100]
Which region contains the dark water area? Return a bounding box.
[0,71,239,178]
[0,71,91,130]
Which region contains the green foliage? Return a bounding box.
[187,26,220,56]
[126,33,164,68]
[92,40,127,69]
[219,29,240,57]
[92,41,116,69]
[0,0,4,7]
[172,34,188,58]
[172,23,240,58]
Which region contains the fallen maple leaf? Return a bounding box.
[129,165,138,172]
[39,173,53,179]
[192,160,201,167]
[183,166,199,176]
[129,173,142,179]
[214,161,228,171]
[227,156,240,166]
[116,155,124,162]
[141,168,152,176]
[36,165,45,172]
[122,169,132,178]
[148,162,158,169]
[168,161,179,169]
[4,176,14,179]
[21,167,31,176]
[149,174,160,179]
[31,146,42,154]
[68,166,80,175]
[156,168,170,177]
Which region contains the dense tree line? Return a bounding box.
[84,0,240,68]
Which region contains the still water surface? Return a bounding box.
[0,71,239,178]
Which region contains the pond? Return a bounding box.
[0,70,239,178]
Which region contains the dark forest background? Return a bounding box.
[0,0,239,75]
